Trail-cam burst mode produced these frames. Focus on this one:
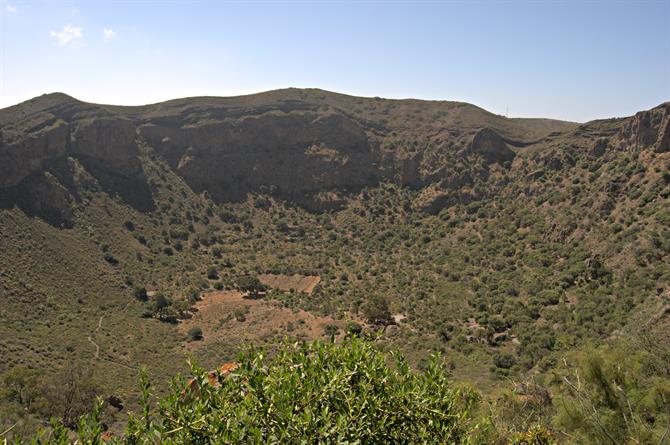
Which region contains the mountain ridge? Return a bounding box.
[6,88,664,221]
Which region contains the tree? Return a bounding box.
[494,352,516,369]
[1,365,42,411]
[346,321,363,336]
[236,275,266,298]
[39,362,100,429]
[362,295,392,325]
[554,342,670,445]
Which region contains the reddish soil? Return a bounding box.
[180,290,341,351]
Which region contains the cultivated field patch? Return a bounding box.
[258,274,321,294]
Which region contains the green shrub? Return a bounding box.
[236,275,266,297]
[494,352,516,369]
[133,286,148,302]
[207,266,219,280]
[103,253,118,266]
[187,326,203,341]
[362,295,392,325]
[346,321,363,336]
[323,323,339,337]
[233,307,247,322]
[154,294,171,311]
[27,339,485,444]
[169,227,189,241]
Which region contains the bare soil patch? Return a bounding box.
[180,291,341,352]
[258,274,321,294]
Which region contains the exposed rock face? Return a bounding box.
[656,111,670,153]
[0,99,153,214]
[466,128,516,164]
[619,103,670,153]
[70,117,141,173]
[0,167,76,227]
[590,137,609,157]
[139,111,377,203]
[1,90,665,220]
[0,120,70,188]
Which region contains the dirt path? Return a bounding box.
[87,316,103,359]
[86,314,138,370]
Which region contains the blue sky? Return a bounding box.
[0,1,668,121]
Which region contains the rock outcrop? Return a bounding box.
[139,111,377,203]
[619,103,670,153]
[1,90,664,220]
[590,137,609,157]
[466,128,516,164]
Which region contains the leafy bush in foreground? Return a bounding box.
[20,339,491,444]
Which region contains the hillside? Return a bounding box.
[1,89,669,442]
[0,89,576,213]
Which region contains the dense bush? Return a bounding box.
[133,286,148,302]
[17,339,498,444]
[187,326,203,341]
[553,338,670,444]
[236,275,266,297]
[206,266,219,280]
[361,294,392,325]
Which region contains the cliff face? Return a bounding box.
[0,96,152,222]
[0,89,666,221]
[139,110,378,203]
[619,103,670,153]
[0,96,143,189]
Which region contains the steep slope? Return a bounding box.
[0,89,577,216]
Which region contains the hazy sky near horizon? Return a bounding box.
[0,1,668,122]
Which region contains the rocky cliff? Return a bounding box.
[1,89,667,221]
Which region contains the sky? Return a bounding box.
[0,1,668,122]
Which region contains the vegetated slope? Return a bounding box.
[1,89,669,439]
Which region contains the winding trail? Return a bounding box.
[86,302,139,371]
[87,316,103,359]
[87,299,131,361]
